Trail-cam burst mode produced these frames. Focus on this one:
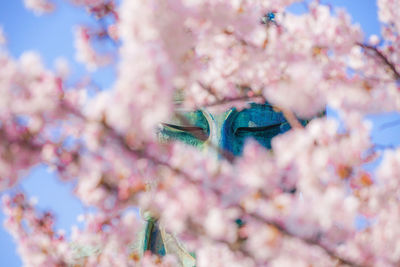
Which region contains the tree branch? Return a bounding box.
[201,95,266,108]
[61,100,362,267]
[248,212,365,267]
[357,43,400,81]
[280,108,304,129]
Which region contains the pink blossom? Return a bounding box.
[24,0,55,15]
[74,26,111,71]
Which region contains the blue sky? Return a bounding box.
[0,1,399,266]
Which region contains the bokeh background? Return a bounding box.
[0,1,399,266]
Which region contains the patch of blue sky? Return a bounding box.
[1,0,116,89]
[288,0,381,38]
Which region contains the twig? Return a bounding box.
[357,43,400,81]
[197,81,221,102]
[248,212,365,267]
[202,95,265,108]
[281,108,304,129]
[197,86,304,130]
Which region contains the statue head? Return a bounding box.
[159,103,293,158]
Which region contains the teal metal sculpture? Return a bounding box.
[139,103,294,266]
[159,103,291,156]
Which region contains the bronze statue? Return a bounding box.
[139,103,296,266]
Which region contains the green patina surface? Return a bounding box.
[159,103,295,156]
[159,110,210,148]
[144,217,166,256]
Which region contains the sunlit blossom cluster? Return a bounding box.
[23,0,55,15]
[2,0,400,266]
[74,26,111,71]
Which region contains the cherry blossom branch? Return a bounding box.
[280,108,304,129]
[179,174,363,267]
[201,95,266,108]
[222,28,258,49]
[197,81,222,102]
[61,101,361,266]
[186,218,254,259]
[357,42,400,81]
[198,84,304,129]
[0,128,43,153]
[126,149,361,265]
[248,212,365,267]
